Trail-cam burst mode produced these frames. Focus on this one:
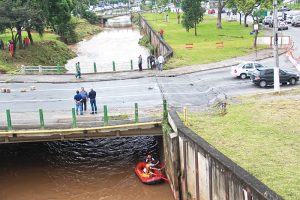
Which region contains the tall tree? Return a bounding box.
[181,0,205,36]
[217,0,229,29]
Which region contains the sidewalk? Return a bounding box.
[0,48,283,83]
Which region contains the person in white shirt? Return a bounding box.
[157,55,164,71]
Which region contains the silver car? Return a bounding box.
[263,16,272,25]
[292,15,300,27]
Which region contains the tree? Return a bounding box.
[227,0,242,24]
[217,0,229,29]
[72,0,98,24]
[0,0,46,51]
[237,0,257,27]
[181,0,205,36]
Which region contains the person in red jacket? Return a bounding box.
[9,42,14,57]
[24,37,30,48]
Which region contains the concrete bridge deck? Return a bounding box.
[0,122,162,144]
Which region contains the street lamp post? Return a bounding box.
[273,0,280,93]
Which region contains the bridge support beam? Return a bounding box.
[0,122,162,144]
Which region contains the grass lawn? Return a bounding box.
[284,3,300,10]
[0,31,58,44]
[143,13,265,69]
[182,89,300,200]
[72,17,101,42]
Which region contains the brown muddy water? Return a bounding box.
[65,16,149,73]
[0,136,174,200]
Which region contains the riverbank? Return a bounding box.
[142,13,266,69]
[0,18,101,73]
[183,89,300,200]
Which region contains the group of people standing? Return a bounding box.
[0,37,30,50]
[73,54,165,78]
[74,87,97,115]
[0,39,13,51]
[139,54,165,71]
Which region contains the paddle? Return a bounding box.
[160,176,169,182]
[151,173,169,182]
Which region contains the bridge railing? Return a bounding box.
[0,102,166,131]
[139,14,174,61]
[21,59,154,74]
[65,59,152,74]
[21,65,67,75]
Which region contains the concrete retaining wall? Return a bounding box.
[139,14,173,60]
[164,110,282,200]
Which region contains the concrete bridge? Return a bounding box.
[96,9,132,24]
[0,122,162,144]
[0,101,167,144]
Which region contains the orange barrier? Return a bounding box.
[185,43,193,49]
[216,41,224,48]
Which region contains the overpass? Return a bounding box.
[0,122,162,144]
[0,101,167,144]
[95,8,132,24]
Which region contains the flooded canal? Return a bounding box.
[65,16,149,73]
[0,136,174,200]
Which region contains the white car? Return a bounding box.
[231,62,266,79]
[286,15,293,24]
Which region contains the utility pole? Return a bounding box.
[273,0,280,93]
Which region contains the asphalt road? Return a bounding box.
[0,24,299,114]
[1,66,299,113]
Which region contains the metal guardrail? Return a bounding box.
[139,14,174,61]
[21,59,153,74]
[0,101,168,131]
[21,65,67,75]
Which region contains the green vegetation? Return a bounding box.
[0,36,76,73]
[138,35,155,54]
[73,17,100,41]
[286,3,300,10]
[181,0,205,35]
[0,17,100,73]
[182,89,300,200]
[143,13,264,69]
[63,17,101,44]
[108,114,129,120]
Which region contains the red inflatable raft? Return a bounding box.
[134,162,166,185]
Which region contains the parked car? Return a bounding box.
[291,15,300,27]
[286,15,293,24]
[278,6,291,12]
[278,19,288,30]
[250,68,299,88]
[263,16,272,25]
[208,9,215,14]
[231,62,266,79]
[269,19,288,30]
